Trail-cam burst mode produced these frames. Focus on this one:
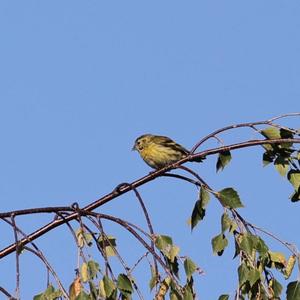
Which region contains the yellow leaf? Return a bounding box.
[269,251,286,266]
[168,245,180,263]
[285,254,296,279]
[81,263,89,282]
[99,279,106,298]
[155,277,171,300]
[69,276,81,300]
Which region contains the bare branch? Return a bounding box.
[0,286,16,300]
[11,216,20,300]
[2,218,69,299]
[0,137,299,259]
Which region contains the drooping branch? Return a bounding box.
[190,112,300,153]
[2,218,69,299]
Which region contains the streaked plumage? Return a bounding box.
[132,134,190,169]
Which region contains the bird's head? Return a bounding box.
[132,134,154,152]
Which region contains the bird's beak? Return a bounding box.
[132,144,136,151]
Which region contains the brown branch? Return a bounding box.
[84,217,115,279]
[190,112,300,153]
[162,173,201,187]
[189,138,300,162]
[131,185,159,280]
[0,137,299,259]
[11,216,20,300]
[80,211,183,293]
[0,286,16,300]
[56,210,89,270]
[0,207,73,218]
[268,112,300,122]
[2,218,69,299]
[24,247,69,299]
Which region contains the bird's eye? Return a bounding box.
[136,140,143,150]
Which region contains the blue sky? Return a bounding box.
[0,1,299,299]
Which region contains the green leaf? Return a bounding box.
[183,287,194,300]
[81,261,100,283]
[261,127,294,154]
[218,188,244,208]
[98,235,117,257]
[221,213,231,233]
[88,281,97,299]
[168,245,180,263]
[239,233,258,256]
[288,170,300,190]
[233,237,241,259]
[102,275,116,298]
[75,291,90,300]
[87,260,100,280]
[117,274,133,297]
[191,187,210,230]
[218,295,229,300]
[33,294,44,300]
[248,269,260,287]
[229,222,238,234]
[76,228,93,248]
[44,285,56,296]
[169,256,179,277]
[238,263,249,286]
[280,128,294,138]
[33,285,63,300]
[274,156,290,176]
[286,281,300,300]
[211,234,228,255]
[170,290,181,300]
[155,235,173,250]
[290,189,300,202]
[270,278,283,298]
[191,200,204,230]
[269,251,286,266]
[155,235,179,263]
[261,127,281,139]
[184,257,197,281]
[149,266,158,291]
[216,150,232,172]
[263,151,275,166]
[200,186,210,206]
[280,128,294,148]
[256,237,269,256]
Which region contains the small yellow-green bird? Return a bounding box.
[132,134,199,169]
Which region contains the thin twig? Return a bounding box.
[83,211,183,295]
[23,247,70,300]
[0,286,16,300]
[248,223,299,256]
[115,182,159,278]
[162,173,201,187]
[86,216,113,278]
[11,215,20,300]
[2,218,69,299]
[190,112,300,153]
[56,210,89,269]
[268,112,300,122]
[130,252,149,273]
[131,185,159,280]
